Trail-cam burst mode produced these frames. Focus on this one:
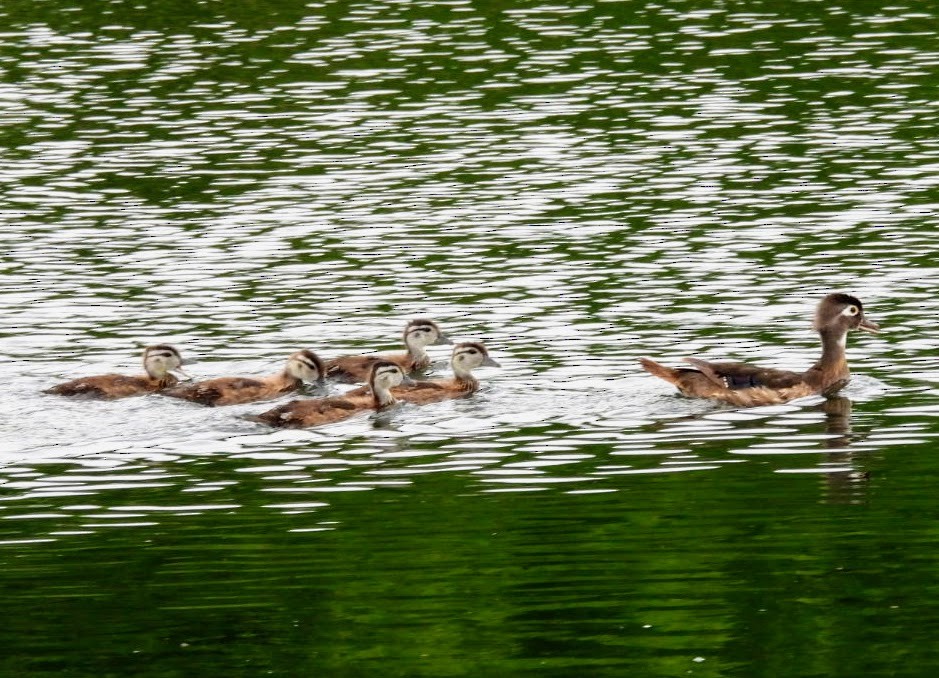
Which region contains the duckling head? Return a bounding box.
[403,318,452,350]
[286,350,326,384]
[450,342,500,378]
[143,345,189,380]
[813,293,879,338]
[369,360,414,407]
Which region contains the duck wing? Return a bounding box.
[43,374,151,399]
[399,380,447,391]
[247,396,359,427]
[165,377,268,406]
[683,358,804,390]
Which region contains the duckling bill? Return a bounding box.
[43,345,189,399]
[640,293,879,407]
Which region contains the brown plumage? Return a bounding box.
[43,345,188,400]
[347,342,501,405]
[248,360,410,428]
[640,293,879,407]
[324,318,451,383]
[163,350,324,407]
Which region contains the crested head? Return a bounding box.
[813,293,879,335]
[403,318,452,349]
[286,349,325,383]
[143,344,184,379]
[450,342,501,378]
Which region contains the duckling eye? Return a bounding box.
[846,305,859,316]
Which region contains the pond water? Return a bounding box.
[2,0,939,675]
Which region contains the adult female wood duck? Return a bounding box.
[324,318,451,383]
[43,345,189,399]
[163,350,324,406]
[639,293,879,407]
[248,360,412,428]
[346,342,500,405]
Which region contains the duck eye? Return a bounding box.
[847,305,859,316]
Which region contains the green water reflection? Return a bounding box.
[5,458,939,676]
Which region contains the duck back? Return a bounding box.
[164,376,298,407]
[44,373,176,399]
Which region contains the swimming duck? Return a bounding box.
[347,342,500,405]
[43,345,189,399]
[639,293,879,407]
[249,360,412,428]
[163,350,324,406]
[324,318,452,383]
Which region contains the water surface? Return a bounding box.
[2,0,939,675]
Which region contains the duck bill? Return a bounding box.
[858,318,880,334]
[481,356,501,368]
[400,375,416,386]
[434,333,454,346]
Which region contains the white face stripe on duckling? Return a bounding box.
[369,363,406,404]
[372,364,405,386]
[453,346,480,361]
[286,354,322,382]
[450,343,499,375]
[145,347,180,362]
[143,346,183,378]
[404,322,440,345]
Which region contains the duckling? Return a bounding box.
[324,318,452,383]
[249,360,412,428]
[43,345,189,399]
[639,293,880,407]
[347,342,500,405]
[163,350,325,407]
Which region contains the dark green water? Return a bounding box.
[2,0,939,675]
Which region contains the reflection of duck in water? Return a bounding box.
[324,319,451,383]
[163,350,324,406]
[345,342,500,405]
[249,360,411,428]
[821,396,853,448]
[640,293,879,407]
[43,345,189,399]
[817,396,871,501]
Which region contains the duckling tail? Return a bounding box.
[241,413,276,426]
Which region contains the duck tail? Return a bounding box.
[639,358,683,387]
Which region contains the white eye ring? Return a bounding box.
[847,305,859,316]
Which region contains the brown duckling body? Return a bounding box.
[325,319,451,383]
[347,342,500,405]
[163,350,324,407]
[640,293,879,407]
[249,360,411,428]
[43,345,189,400]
